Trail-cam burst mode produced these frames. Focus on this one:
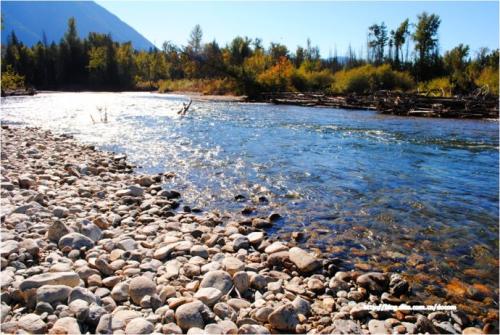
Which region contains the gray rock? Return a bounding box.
[69,299,90,321]
[47,221,71,243]
[0,240,18,257]
[194,287,223,306]
[129,276,156,305]
[190,245,209,259]
[20,272,80,291]
[95,314,113,334]
[18,313,47,334]
[125,317,154,334]
[289,247,321,273]
[175,301,206,331]
[36,285,72,303]
[328,320,363,334]
[356,272,389,294]
[233,271,249,293]
[58,232,95,250]
[239,324,271,334]
[233,236,250,250]
[53,206,69,218]
[80,221,102,242]
[268,303,298,331]
[111,282,129,302]
[199,270,233,295]
[292,296,311,316]
[68,287,96,304]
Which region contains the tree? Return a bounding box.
[188,24,203,55]
[393,19,409,66]
[443,43,470,92]
[268,43,288,63]
[368,22,388,64]
[413,12,441,80]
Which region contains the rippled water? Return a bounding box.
[2,92,498,314]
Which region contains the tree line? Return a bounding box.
[2,13,498,97]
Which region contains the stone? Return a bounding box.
[20,272,80,291]
[356,272,389,294]
[1,304,11,323]
[49,317,81,335]
[80,221,102,242]
[328,320,363,334]
[129,276,156,305]
[117,238,137,251]
[153,245,175,260]
[194,287,223,306]
[292,296,311,316]
[127,185,144,197]
[47,221,71,243]
[163,323,183,334]
[96,314,113,334]
[68,287,96,304]
[199,270,233,295]
[19,238,39,256]
[69,299,90,321]
[213,303,237,321]
[289,247,321,273]
[368,319,392,334]
[18,313,47,334]
[463,327,485,334]
[190,245,209,259]
[239,324,271,334]
[247,232,264,245]
[58,232,95,250]
[175,301,206,331]
[268,303,299,331]
[36,285,72,303]
[223,257,245,275]
[111,282,129,302]
[53,206,69,218]
[125,317,154,334]
[233,271,249,293]
[0,240,18,257]
[265,242,288,254]
[233,236,250,250]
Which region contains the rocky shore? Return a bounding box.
[0,125,489,334]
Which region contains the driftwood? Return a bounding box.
[1,88,36,97]
[255,91,499,119]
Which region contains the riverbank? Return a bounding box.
[254,91,499,119]
[1,124,493,334]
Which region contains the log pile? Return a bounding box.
[255,91,499,119]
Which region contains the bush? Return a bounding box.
[330,64,414,94]
[1,66,26,90]
[475,67,499,96]
[417,77,453,96]
[256,57,296,92]
[157,78,238,95]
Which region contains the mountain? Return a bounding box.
[1,1,156,50]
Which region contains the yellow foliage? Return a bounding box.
[157,78,238,95]
[257,57,296,92]
[331,64,414,94]
[475,67,499,96]
[418,77,452,96]
[1,66,25,90]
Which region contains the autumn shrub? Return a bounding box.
[256,57,296,92]
[157,78,238,95]
[417,77,453,96]
[474,66,499,96]
[1,66,26,90]
[330,64,414,94]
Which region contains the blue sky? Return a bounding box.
[97,1,499,57]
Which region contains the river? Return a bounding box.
[1,92,498,316]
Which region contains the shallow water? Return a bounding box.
[2,92,498,314]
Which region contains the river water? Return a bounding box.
[1,92,498,316]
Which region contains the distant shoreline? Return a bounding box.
[4,89,498,119]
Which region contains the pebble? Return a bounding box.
[129,276,156,305]
[268,303,299,331]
